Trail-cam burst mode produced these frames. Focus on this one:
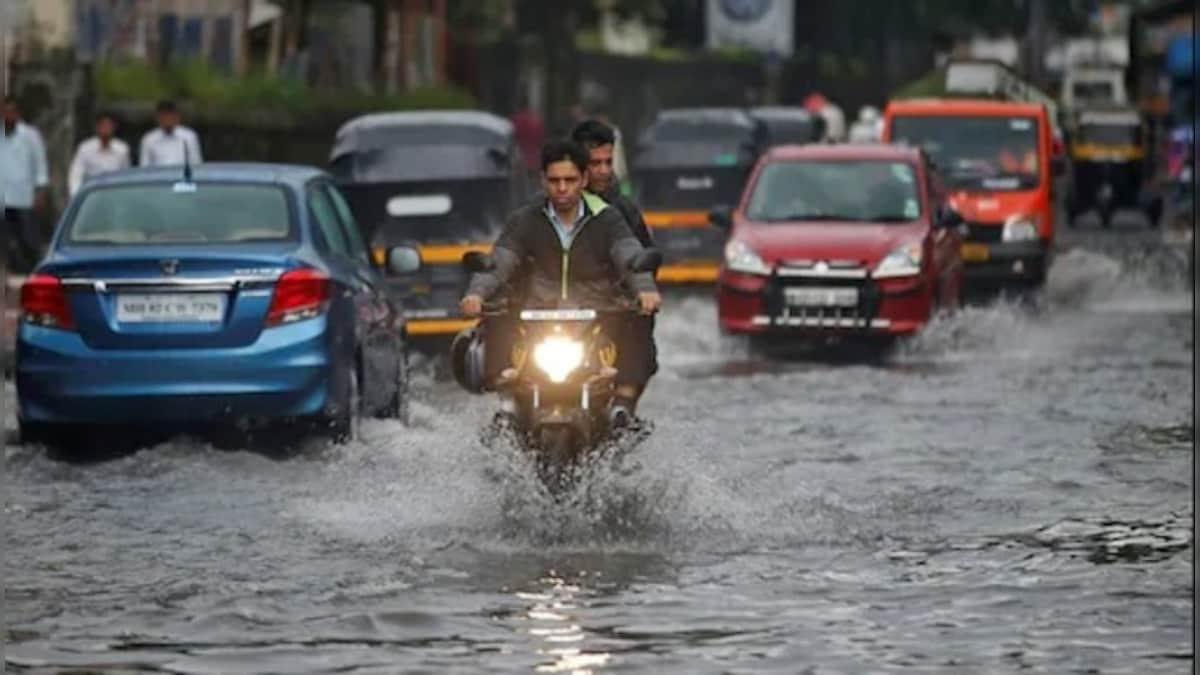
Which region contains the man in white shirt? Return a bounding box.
[1,95,49,271]
[138,99,203,167]
[69,111,130,196]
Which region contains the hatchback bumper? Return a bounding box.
[16,317,334,425]
[717,271,934,337]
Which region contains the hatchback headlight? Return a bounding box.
[724,239,771,275]
[874,242,923,278]
[1003,216,1039,242]
[533,336,584,383]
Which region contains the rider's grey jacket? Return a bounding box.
[467,192,657,310]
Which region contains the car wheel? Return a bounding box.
[383,347,411,426]
[330,365,362,444]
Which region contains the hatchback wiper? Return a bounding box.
[762,213,861,222]
[863,214,915,222]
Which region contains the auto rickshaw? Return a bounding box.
[749,106,827,147]
[1067,107,1157,228]
[632,107,768,284]
[330,111,534,346]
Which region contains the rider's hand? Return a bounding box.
[460,294,484,317]
[637,291,662,315]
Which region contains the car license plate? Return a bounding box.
[116,293,226,323]
[961,243,990,262]
[785,287,859,307]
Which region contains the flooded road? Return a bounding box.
[5,228,1193,674]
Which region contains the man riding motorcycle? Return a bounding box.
[571,118,659,412]
[459,139,662,425]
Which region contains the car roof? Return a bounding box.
[886,98,1046,116]
[335,109,512,137]
[653,107,758,128]
[764,143,921,162]
[749,106,816,121]
[86,162,326,189]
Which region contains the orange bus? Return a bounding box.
[882,99,1064,289]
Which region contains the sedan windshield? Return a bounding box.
[890,115,1041,190]
[67,183,294,245]
[745,160,922,223]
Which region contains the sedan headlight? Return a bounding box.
[1002,216,1039,242]
[724,239,771,275]
[533,336,584,383]
[874,242,924,279]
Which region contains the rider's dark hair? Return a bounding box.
[541,139,589,174]
[156,99,178,114]
[571,119,616,149]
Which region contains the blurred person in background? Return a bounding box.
[849,106,883,143]
[139,99,203,167]
[1,95,49,272]
[509,92,545,180]
[69,111,131,196]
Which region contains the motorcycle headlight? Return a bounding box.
[724,239,771,275]
[1002,216,1039,242]
[532,335,584,383]
[874,242,923,278]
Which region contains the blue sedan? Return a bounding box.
[16,163,422,450]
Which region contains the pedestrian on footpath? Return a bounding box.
[139,99,203,167]
[1,95,50,272]
[68,110,130,196]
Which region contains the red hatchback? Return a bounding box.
[711,144,964,341]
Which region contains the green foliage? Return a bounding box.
[94,59,476,115]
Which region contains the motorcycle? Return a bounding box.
[458,248,662,493]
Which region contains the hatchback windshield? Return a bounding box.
[890,115,1041,190]
[745,160,922,222]
[67,183,293,245]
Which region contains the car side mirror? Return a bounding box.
[462,250,494,274]
[628,248,663,274]
[386,246,422,275]
[938,206,964,229]
[709,204,733,231]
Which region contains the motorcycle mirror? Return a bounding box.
[628,248,663,274]
[462,251,494,273]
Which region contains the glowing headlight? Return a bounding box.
[724,239,771,275]
[1003,216,1039,242]
[532,336,584,383]
[874,242,924,278]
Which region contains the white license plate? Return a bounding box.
[116,293,226,323]
[785,287,859,307]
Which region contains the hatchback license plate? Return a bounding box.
[785,287,859,307]
[116,293,225,323]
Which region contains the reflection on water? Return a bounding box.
[520,575,610,674]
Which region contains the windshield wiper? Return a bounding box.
[862,215,915,222]
[761,213,861,222]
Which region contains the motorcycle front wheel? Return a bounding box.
[536,426,578,496]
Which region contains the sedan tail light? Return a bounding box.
[267,268,331,326]
[21,273,75,330]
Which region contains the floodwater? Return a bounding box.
[4,226,1194,674]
